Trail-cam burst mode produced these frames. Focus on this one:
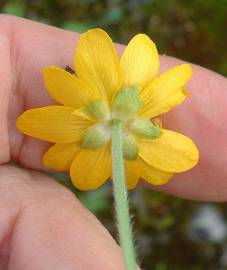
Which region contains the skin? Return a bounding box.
[0,14,226,269]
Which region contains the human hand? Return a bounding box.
[0,14,226,269]
[0,166,126,269]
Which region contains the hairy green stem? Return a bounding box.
[111,119,136,270]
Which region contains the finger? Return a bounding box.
[0,165,127,270]
[0,15,81,167]
[149,56,227,201]
[1,15,227,201]
[0,18,11,164]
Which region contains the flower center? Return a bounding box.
[81,86,160,159]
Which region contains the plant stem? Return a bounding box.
[111,119,136,270]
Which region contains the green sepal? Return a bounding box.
[122,133,139,160]
[112,86,142,120]
[83,100,110,121]
[81,124,110,149]
[130,117,160,139]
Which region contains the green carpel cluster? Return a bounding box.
[81,86,160,158]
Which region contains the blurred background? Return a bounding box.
[1,0,227,269]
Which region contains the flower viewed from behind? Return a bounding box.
[17,29,199,190]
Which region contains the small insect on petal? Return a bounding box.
[65,66,75,74]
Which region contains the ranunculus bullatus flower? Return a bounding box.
[17,29,199,190]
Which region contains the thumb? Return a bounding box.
[0,165,135,270]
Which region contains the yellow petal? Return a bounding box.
[44,67,93,108]
[70,144,111,190]
[125,160,140,189]
[43,143,80,171]
[139,158,173,185]
[74,28,121,102]
[120,34,159,89]
[16,106,93,143]
[140,64,192,118]
[139,129,199,172]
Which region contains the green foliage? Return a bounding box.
[2,0,226,75]
[2,0,26,16]
[77,186,110,213]
[61,21,91,32]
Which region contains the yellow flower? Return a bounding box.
[17,29,199,190]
